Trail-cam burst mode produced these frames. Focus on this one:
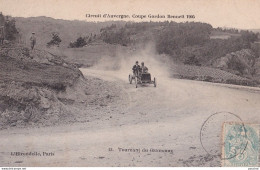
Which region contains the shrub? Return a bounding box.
[227,56,246,75]
[47,33,62,47]
[69,37,87,48]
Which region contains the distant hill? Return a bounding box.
[250,29,260,33]
[97,22,260,82]
[15,16,125,48]
[12,17,260,84]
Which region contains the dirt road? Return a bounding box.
[0,68,260,166]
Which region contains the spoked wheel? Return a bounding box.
[135,77,138,88]
[129,74,132,84]
[154,77,157,87]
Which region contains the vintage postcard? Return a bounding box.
[0,0,260,167]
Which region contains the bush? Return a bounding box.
[47,33,62,47]
[227,56,246,75]
[69,37,87,48]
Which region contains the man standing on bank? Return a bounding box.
[30,32,36,50]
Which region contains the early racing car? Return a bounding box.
[129,70,156,88]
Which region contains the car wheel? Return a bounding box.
[135,77,138,88]
[154,77,156,87]
[129,74,132,84]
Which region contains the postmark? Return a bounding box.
[222,123,259,167]
[200,112,246,159]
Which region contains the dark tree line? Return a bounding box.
[99,21,259,66]
[156,28,259,66]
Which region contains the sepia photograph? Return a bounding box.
[0,0,259,167]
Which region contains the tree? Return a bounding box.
[47,32,62,47]
[4,16,18,41]
[240,30,258,44]
[0,12,5,26]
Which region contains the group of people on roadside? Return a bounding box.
[132,61,148,77]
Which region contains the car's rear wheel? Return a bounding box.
[129,74,132,84]
[154,77,156,87]
[135,77,138,88]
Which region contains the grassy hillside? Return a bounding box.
[48,42,129,68]
[15,16,125,48]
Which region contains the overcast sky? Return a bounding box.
[0,0,259,29]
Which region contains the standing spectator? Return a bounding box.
[30,32,36,50]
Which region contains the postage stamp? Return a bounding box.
[222,122,259,167]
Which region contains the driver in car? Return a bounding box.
[141,62,148,73]
[132,61,141,77]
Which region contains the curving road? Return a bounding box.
[0,68,259,166]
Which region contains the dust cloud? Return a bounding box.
[87,42,190,105]
[92,42,172,81]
